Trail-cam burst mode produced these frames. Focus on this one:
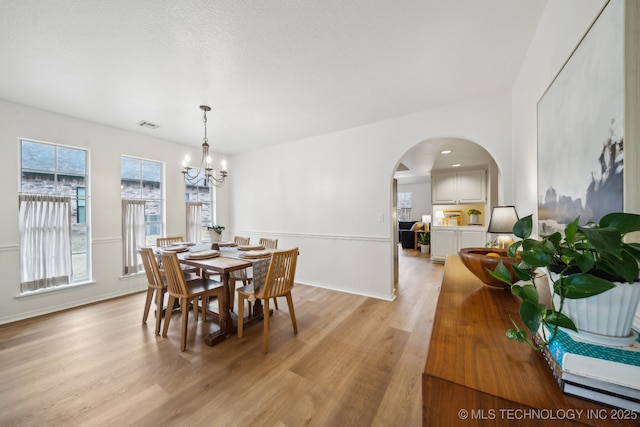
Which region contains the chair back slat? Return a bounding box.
[259,237,278,249]
[234,236,250,245]
[160,252,189,297]
[140,247,164,290]
[157,236,184,247]
[259,248,298,299]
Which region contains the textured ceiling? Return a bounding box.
[0,0,547,165]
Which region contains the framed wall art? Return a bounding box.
[537,0,625,235]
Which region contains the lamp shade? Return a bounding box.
[422,215,432,224]
[487,206,519,234]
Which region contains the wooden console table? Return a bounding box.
[423,255,637,426]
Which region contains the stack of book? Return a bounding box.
[537,327,640,412]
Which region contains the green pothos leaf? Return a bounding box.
[506,328,527,342]
[486,261,512,285]
[511,284,538,304]
[562,273,616,299]
[520,299,545,334]
[544,311,577,332]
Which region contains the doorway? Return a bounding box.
[392,137,499,293]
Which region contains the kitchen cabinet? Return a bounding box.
[431,169,486,204]
[431,226,487,262]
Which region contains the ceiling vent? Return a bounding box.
[136,120,160,129]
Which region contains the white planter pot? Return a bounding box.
[548,271,640,338]
[420,244,430,254]
[469,214,479,224]
[209,230,222,242]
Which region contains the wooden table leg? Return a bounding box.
[205,272,235,346]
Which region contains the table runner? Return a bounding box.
[188,244,271,293]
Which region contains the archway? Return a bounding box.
[391,137,501,291]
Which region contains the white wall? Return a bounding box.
[511,0,608,228]
[397,180,431,222]
[0,99,230,324]
[230,93,513,300]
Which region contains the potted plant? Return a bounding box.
[418,231,431,254]
[467,209,482,224]
[490,212,640,350]
[207,225,225,242]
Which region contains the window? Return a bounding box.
[185,170,214,242]
[121,156,163,245]
[397,192,412,221]
[121,156,163,274]
[19,139,90,292]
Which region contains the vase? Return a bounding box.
[209,230,222,243]
[547,270,640,341]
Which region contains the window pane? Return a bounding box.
[58,175,85,196]
[143,180,161,200]
[72,224,88,253]
[121,157,141,180]
[145,200,161,221]
[145,224,162,246]
[201,202,211,224]
[22,140,55,172]
[142,160,161,182]
[121,179,142,198]
[57,147,86,174]
[76,187,86,224]
[185,185,198,201]
[197,187,210,202]
[21,172,55,194]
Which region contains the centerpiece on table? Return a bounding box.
[489,212,640,350]
[207,225,225,243]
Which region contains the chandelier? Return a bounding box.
[182,105,228,187]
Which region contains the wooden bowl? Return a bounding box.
[457,248,520,289]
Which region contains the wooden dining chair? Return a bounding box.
[140,247,166,335]
[234,236,251,246]
[237,247,299,353]
[157,235,200,275]
[259,237,278,249]
[228,236,252,309]
[157,236,184,247]
[258,237,279,309]
[160,252,225,351]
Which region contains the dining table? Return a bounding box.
[173,243,273,346]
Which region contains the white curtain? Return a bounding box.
[186,201,202,243]
[19,194,72,293]
[122,199,146,275]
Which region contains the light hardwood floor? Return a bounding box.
[0,249,443,427]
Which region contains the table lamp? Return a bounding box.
[487,206,519,248]
[434,211,445,226]
[422,215,432,228]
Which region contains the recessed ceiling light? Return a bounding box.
[452,163,461,167]
[441,150,452,154]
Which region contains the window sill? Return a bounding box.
[119,271,145,281]
[15,280,96,299]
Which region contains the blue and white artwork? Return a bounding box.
[537,0,624,235]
